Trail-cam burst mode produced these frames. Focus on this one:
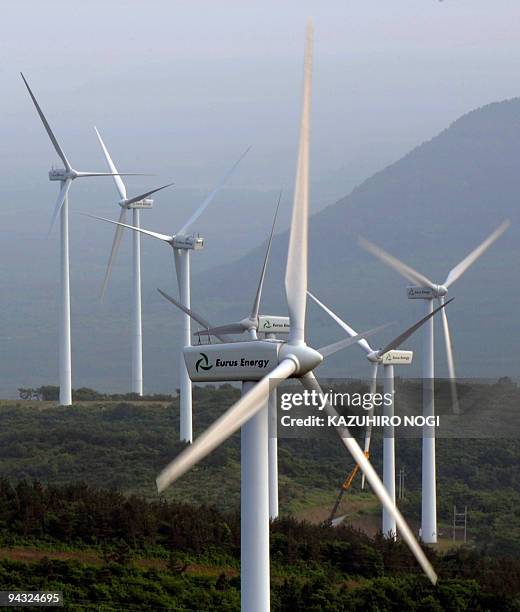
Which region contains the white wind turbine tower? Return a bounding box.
[21,74,140,406]
[360,220,509,543]
[161,193,287,519]
[94,127,174,395]
[308,291,452,538]
[154,22,437,612]
[86,148,249,441]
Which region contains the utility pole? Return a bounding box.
[398,468,405,500]
[452,505,468,543]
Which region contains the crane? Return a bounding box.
[324,452,369,527]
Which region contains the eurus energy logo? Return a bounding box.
[195,352,271,372]
[195,353,213,372]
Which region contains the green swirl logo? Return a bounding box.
[196,352,213,372]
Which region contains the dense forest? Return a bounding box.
[0,481,518,610]
[0,384,519,609]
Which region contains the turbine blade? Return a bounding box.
[157,289,232,343]
[361,363,379,490]
[156,359,297,492]
[307,291,373,355]
[21,73,72,171]
[75,171,148,178]
[250,190,282,321]
[359,237,436,290]
[285,21,313,344]
[379,298,454,356]
[439,297,460,415]
[301,372,437,585]
[318,323,393,358]
[82,213,173,242]
[158,289,213,330]
[176,147,251,236]
[172,248,184,296]
[49,178,72,233]
[125,183,175,206]
[443,220,510,288]
[101,207,128,299]
[94,126,127,200]
[193,322,248,337]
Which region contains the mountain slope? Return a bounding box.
[195,98,520,379]
[2,98,519,396]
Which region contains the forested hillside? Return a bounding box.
[0,384,519,608]
[1,383,519,558]
[0,481,518,610]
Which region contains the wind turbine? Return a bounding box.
[156,294,289,522]
[160,192,287,520]
[308,291,452,538]
[154,22,437,612]
[360,220,509,543]
[93,126,173,395]
[21,73,140,406]
[86,147,250,441]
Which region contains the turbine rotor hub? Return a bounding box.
[279,343,323,376]
[240,317,257,331]
[367,351,382,364]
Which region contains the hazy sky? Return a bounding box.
[2,1,520,394]
[3,0,520,190]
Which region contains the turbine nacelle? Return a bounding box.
[171,233,204,250]
[49,168,76,181]
[406,285,447,299]
[185,340,281,382]
[119,197,154,209]
[380,349,413,365]
[258,315,291,335]
[49,167,131,183]
[185,340,323,383]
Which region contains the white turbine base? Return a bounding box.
[265,332,279,521]
[59,190,72,406]
[421,299,437,544]
[241,381,270,612]
[132,208,143,396]
[383,364,396,539]
[175,249,193,443]
[268,388,278,520]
